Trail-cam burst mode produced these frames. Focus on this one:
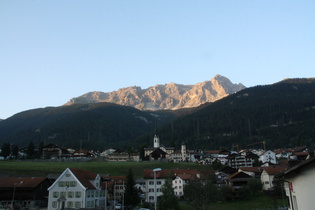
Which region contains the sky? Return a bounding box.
[1,0,314,119]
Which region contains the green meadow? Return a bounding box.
[0,160,210,177]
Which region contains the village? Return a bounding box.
[0,135,313,210]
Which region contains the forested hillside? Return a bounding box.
[1,79,315,151]
[143,79,315,150]
[0,103,178,149]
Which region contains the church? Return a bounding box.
[144,135,188,162]
[144,135,175,161]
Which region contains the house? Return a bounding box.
[274,148,292,159]
[72,149,96,159]
[102,175,127,203]
[0,177,52,209]
[260,166,287,191]
[259,150,277,164]
[226,171,252,190]
[42,144,72,159]
[143,169,210,202]
[280,157,315,210]
[143,169,169,203]
[238,167,263,178]
[47,168,107,210]
[107,150,130,161]
[172,169,209,197]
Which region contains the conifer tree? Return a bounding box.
[124,168,140,207]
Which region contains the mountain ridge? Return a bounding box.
[65,74,246,110]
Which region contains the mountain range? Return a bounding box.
[65,74,245,110]
[0,76,314,152]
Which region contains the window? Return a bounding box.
[66,173,70,177]
[75,191,81,198]
[58,181,65,187]
[149,196,154,201]
[157,181,161,185]
[75,202,81,208]
[67,201,73,208]
[67,192,73,198]
[70,181,77,187]
[60,192,66,197]
[53,192,59,198]
[149,188,154,192]
[52,201,57,208]
[95,191,99,197]
[179,186,182,189]
[265,181,269,184]
[149,181,154,185]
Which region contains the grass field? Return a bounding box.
[179,194,288,210]
[0,160,211,178]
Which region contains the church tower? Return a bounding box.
[153,135,160,148]
[181,143,187,161]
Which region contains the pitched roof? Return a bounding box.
[239,167,263,173]
[143,169,210,180]
[0,177,48,188]
[263,167,287,175]
[282,157,315,178]
[226,171,252,180]
[69,168,98,189]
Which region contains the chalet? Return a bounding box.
[72,149,96,159]
[226,171,252,190]
[107,150,130,161]
[42,144,71,159]
[280,157,315,210]
[238,167,263,178]
[0,177,52,209]
[47,168,107,210]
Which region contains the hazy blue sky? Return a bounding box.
[1,0,314,119]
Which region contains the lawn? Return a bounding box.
[179,193,288,210]
[0,160,211,178]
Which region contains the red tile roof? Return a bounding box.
[143,169,210,180]
[69,168,98,189]
[0,177,48,188]
[263,167,287,175]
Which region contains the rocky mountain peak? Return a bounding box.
[65,75,246,110]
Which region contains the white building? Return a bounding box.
[143,169,209,202]
[259,150,277,164]
[282,157,315,210]
[260,167,287,191]
[47,168,106,210]
[143,169,166,203]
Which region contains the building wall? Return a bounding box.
[284,164,315,210]
[145,178,165,203]
[260,171,273,191]
[48,169,105,210]
[48,173,86,210]
[172,177,184,197]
